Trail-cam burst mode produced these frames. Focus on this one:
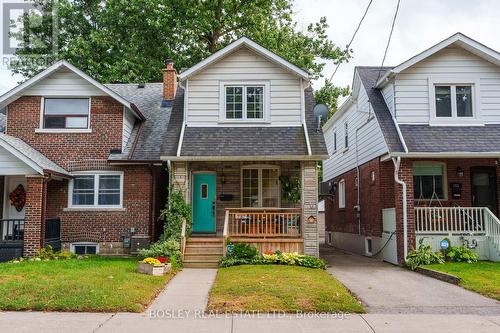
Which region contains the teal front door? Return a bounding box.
[192,173,216,233]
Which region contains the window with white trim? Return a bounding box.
[71,242,99,255]
[43,98,90,129]
[223,83,267,121]
[70,172,123,208]
[338,179,345,208]
[434,85,473,119]
[242,166,280,207]
[333,131,337,151]
[344,122,349,149]
[413,163,445,200]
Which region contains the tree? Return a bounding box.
[314,79,350,118]
[13,0,351,87]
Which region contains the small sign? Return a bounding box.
[440,239,450,250]
[226,244,234,253]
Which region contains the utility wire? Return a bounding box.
[328,0,374,82]
[374,0,402,86]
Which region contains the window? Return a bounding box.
[71,242,98,255]
[242,166,279,207]
[434,85,473,119]
[333,131,337,151]
[338,179,345,208]
[201,184,208,199]
[365,238,373,256]
[221,82,268,121]
[344,122,348,149]
[413,163,445,200]
[70,172,123,208]
[43,98,90,129]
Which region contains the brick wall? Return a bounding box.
[23,176,46,256]
[45,165,153,244]
[6,96,123,170]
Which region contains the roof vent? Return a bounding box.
[138,83,145,88]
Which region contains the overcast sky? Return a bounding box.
[0,0,499,95]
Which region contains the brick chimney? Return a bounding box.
[163,60,177,101]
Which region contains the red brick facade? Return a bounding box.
[325,156,500,264]
[4,95,165,256]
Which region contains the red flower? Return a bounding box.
[156,256,168,263]
[264,250,274,255]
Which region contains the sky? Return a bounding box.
[0,0,499,95]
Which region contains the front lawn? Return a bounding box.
[424,261,500,300]
[207,265,364,313]
[0,256,176,312]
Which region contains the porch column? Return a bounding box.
[301,161,319,257]
[394,159,416,264]
[171,162,189,203]
[23,176,47,257]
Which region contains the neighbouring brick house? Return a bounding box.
[0,37,328,265]
[323,33,500,264]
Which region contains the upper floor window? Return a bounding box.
[434,85,473,119]
[69,172,123,208]
[220,82,269,122]
[333,131,337,151]
[344,122,349,149]
[43,98,90,129]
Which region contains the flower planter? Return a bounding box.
[137,262,165,276]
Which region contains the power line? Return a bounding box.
[374,0,402,86]
[328,0,374,82]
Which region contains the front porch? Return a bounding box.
[171,160,319,258]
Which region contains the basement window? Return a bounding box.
[71,242,99,255]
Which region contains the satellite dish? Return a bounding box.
[313,104,329,132]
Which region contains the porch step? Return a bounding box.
[182,237,224,268]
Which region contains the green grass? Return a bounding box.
[0,256,176,312]
[424,261,500,300]
[207,265,364,313]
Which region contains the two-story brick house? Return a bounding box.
[0,37,328,265]
[323,33,500,264]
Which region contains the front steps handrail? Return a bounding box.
[484,207,500,252]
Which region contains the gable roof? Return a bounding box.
[0,60,144,120]
[376,32,500,87]
[178,37,310,81]
[0,134,70,177]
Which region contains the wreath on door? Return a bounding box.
[9,184,26,212]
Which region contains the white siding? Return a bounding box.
[122,109,135,149]
[381,82,395,115]
[394,46,500,124]
[323,85,389,181]
[186,47,302,126]
[0,146,37,175]
[24,69,106,96]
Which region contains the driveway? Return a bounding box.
[321,245,500,315]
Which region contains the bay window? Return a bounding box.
[242,166,279,207]
[43,98,90,129]
[70,172,123,208]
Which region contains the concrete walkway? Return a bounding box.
[321,246,500,315]
[148,268,217,312]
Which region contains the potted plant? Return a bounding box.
[137,257,165,276]
[156,256,172,273]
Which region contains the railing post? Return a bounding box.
[180,218,186,261]
[223,210,229,257]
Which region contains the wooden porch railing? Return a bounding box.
[0,219,25,242]
[225,208,302,238]
[415,207,486,234]
[180,218,187,261]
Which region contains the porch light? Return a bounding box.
[456,167,464,177]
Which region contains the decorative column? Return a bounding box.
[23,176,46,257]
[394,159,416,264]
[301,161,319,257]
[171,162,189,203]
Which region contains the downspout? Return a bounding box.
[392,156,408,261]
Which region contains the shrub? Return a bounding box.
[228,243,258,260]
[220,248,326,269]
[446,246,478,263]
[159,191,191,242]
[138,239,181,262]
[406,238,445,270]
[219,257,254,268]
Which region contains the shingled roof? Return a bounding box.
[160,87,328,159]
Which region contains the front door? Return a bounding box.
[192,173,216,233]
[471,167,498,215]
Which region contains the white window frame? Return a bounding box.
[68,171,124,209]
[344,122,349,149]
[338,179,345,209]
[333,130,337,152]
[428,76,482,126]
[36,97,93,133]
[219,81,271,123]
[241,164,280,208]
[70,242,99,255]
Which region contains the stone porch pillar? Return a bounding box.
[394,159,416,264]
[23,176,47,257]
[301,161,319,257]
[171,162,189,203]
